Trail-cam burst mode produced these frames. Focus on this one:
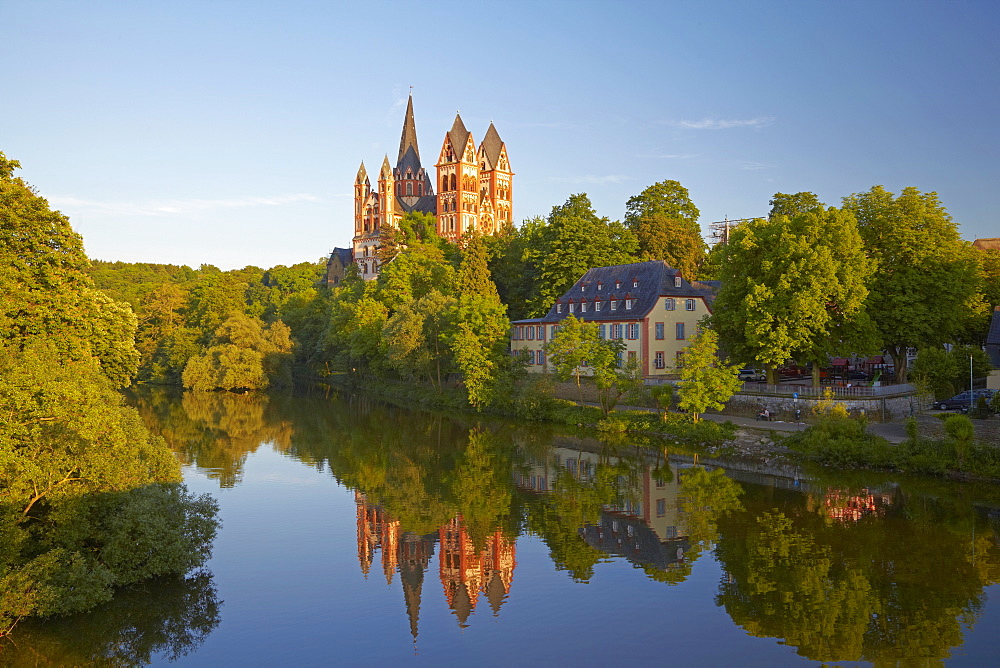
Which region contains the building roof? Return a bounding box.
[479,123,504,169]
[447,114,471,155]
[331,247,353,266]
[973,238,1000,251]
[988,306,1000,346]
[397,94,420,165]
[514,260,715,324]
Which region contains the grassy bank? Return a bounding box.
[783,414,1000,480]
[321,373,736,448]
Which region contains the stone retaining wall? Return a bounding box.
[724,391,929,424]
[917,415,1000,444]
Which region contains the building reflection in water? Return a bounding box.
[817,487,894,523]
[514,446,691,579]
[355,492,516,638]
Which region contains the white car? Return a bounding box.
[738,369,766,382]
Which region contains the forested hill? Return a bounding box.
[85,259,327,389]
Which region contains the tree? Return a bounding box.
[843,186,981,382]
[911,346,960,399]
[0,152,140,388]
[592,352,642,417]
[448,234,510,408]
[676,329,743,422]
[625,180,705,280]
[769,191,824,219]
[524,194,638,316]
[181,314,293,391]
[710,208,876,385]
[0,153,218,634]
[544,315,600,404]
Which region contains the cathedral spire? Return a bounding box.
[397,93,420,166]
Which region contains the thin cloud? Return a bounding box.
[637,153,700,159]
[670,116,775,130]
[50,194,322,217]
[549,174,631,185]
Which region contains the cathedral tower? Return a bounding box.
[348,96,512,279]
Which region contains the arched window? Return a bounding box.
[406,183,413,196]
[450,174,457,191]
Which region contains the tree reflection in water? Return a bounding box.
[714,480,1000,662]
[123,387,1000,658]
[0,570,220,666]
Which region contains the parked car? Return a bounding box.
[935,390,995,411]
[738,369,766,382]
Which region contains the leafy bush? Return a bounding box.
[786,416,894,468]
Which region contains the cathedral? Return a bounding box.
[350,94,513,280]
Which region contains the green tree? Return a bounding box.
[450,237,510,408]
[181,314,293,391]
[768,191,824,219]
[544,315,600,404]
[912,346,960,399]
[843,186,981,382]
[676,329,743,421]
[592,351,641,417]
[0,152,139,388]
[625,180,705,280]
[710,208,875,385]
[524,194,638,316]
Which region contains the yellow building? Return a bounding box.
[510,260,717,377]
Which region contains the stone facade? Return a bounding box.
[352,94,512,280]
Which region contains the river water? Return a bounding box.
[7,387,1000,665]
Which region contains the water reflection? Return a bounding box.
[0,570,220,666]
[127,387,1000,661]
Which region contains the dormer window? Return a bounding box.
[615,280,622,289]
[632,279,638,288]
[581,285,586,293]
[557,303,563,313]
[674,276,682,288]
[597,282,603,291]
[569,302,576,313]
[625,298,634,310]
[595,301,602,311]
[581,302,588,312]
[611,299,618,311]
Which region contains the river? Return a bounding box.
[6,386,1000,665]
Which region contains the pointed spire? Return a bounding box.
[448,114,471,157]
[479,123,504,169]
[397,93,420,165]
[356,161,368,183]
[380,155,392,177]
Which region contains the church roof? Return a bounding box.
[479,123,504,169]
[973,238,1000,251]
[397,94,420,164]
[448,114,471,155]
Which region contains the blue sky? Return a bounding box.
[3,0,997,270]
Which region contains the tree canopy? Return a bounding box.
[843,186,981,382]
[710,208,875,384]
[625,180,705,280]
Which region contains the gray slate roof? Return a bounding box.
[988,306,1000,345]
[479,123,504,169]
[515,260,715,324]
[447,114,471,156]
[397,94,420,164]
